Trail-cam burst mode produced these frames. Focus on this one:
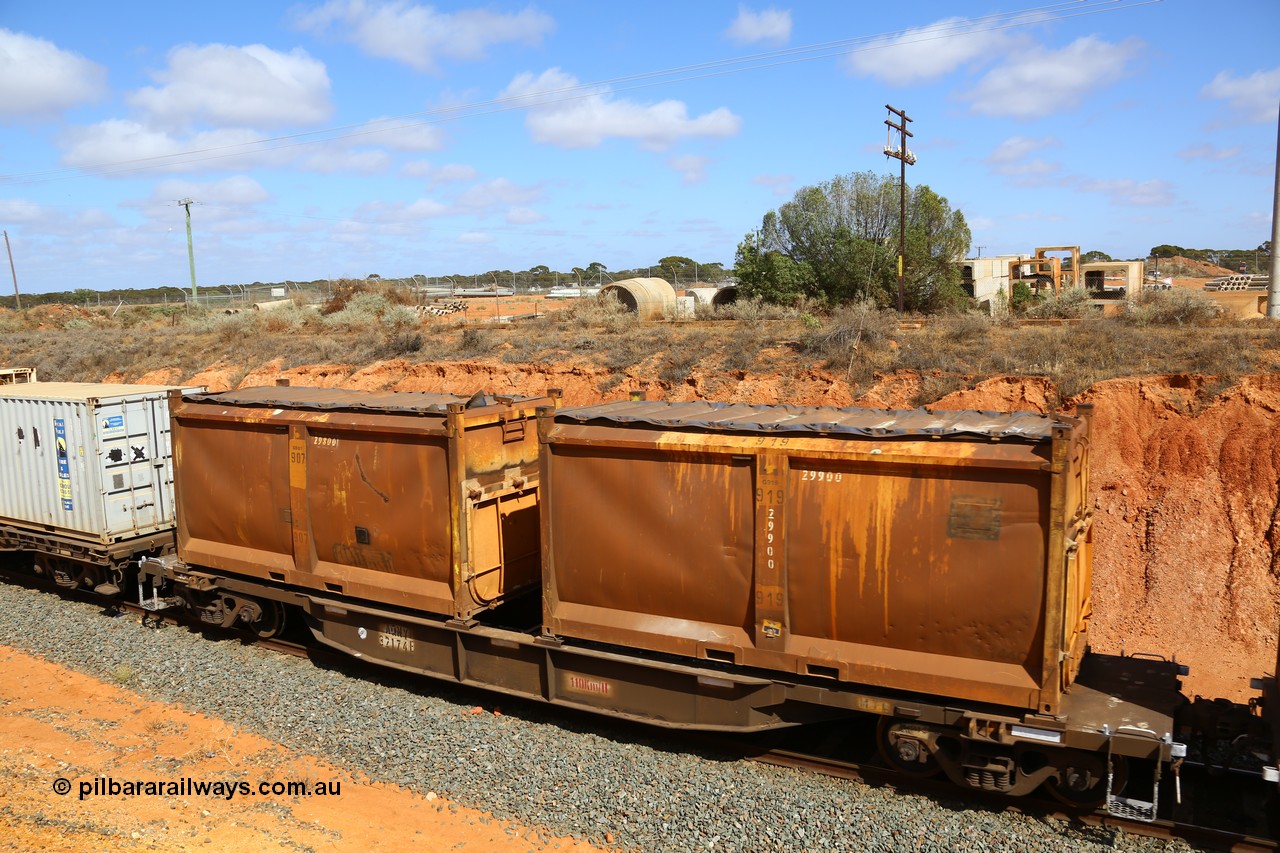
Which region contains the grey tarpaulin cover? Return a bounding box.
[556,400,1060,441]
[184,386,532,415]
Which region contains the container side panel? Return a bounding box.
[175,422,293,572]
[548,446,753,634]
[305,431,451,585]
[1,398,105,540]
[786,459,1047,674]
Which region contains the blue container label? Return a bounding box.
[54,418,73,511]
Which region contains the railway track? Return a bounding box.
[747,745,1277,852]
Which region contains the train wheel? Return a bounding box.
[1046,753,1126,808]
[877,717,941,778]
[248,600,287,639]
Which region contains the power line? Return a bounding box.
[2,0,1161,185]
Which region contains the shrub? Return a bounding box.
[458,327,489,355]
[368,331,424,360]
[1026,287,1092,320]
[551,293,633,332]
[720,297,796,323]
[913,372,969,407]
[322,293,418,333]
[320,279,413,315]
[1010,282,1035,313]
[803,299,897,360]
[1121,289,1222,327]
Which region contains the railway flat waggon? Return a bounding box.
[134,389,1203,819]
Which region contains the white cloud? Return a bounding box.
[294,0,553,73]
[679,218,723,234]
[751,173,793,197]
[964,37,1141,119]
[355,176,541,224]
[129,44,331,129]
[846,17,1006,85]
[1177,143,1242,161]
[1007,210,1066,222]
[985,136,1058,165]
[1201,67,1280,123]
[668,154,710,185]
[0,29,107,122]
[433,163,479,183]
[400,160,435,178]
[501,68,741,150]
[151,175,271,206]
[60,117,405,176]
[0,198,47,222]
[995,159,1061,180]
[457,231,493,244]
[404,198,450,218]
[59,121,267,172]
[299,147,392,174]
[725,7,791,46]
[984,136,1062,184]
[1077,178,1173,207]
[455,177,542,211]
[505,206,545,224]
[356,118,443,152]
[399,160,476,181]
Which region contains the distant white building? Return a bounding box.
[960,254,1030,308]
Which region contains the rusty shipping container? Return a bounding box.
[538,400,1094,715]
[172,386,555,618]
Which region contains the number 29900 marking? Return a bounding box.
[800,470,843,483]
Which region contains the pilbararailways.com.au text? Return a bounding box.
[53,776,341,801]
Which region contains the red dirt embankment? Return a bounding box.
[126,360,1280,702]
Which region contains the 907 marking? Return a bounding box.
[800,470,842,483]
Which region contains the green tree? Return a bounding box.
[738,171,970,310]
[657,256,697,284]
[1081,250,1113,263]
[734,231,816,304]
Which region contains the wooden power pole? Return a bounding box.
[3,230,19,310]
[884,105,916,313]
[178,198,198,304]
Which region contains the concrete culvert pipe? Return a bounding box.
[252,299,293,312]
[711,285,737,308]
[600,278,677,320]
[687,285,739,309]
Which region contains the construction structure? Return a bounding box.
[961,246,1143,313]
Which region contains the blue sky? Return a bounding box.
[1,0,1277,294]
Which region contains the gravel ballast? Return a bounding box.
[0,576,1192,852]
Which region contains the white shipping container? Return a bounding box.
[0,383,199,545]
